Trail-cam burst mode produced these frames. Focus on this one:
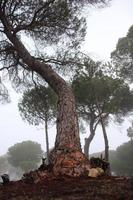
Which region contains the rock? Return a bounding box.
[96,167,104,175]
[88,167,104,177]
[88,168,99,177]
[1,174,10,185]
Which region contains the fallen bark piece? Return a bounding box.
[88,167,104,177]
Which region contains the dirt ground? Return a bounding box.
[0,174,133,200]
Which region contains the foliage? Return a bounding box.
[72,61,133,157]
[91,147,133,176]
[111,25,133,81]
[127,123,133,140]
[18,86,57,163]
[72,64,133,124]
[7,141,43,172]
[0,155,23,180]
[0,82,10,104]
[0,155,9,175]
[18,86,57,126]
[111,141,133,176]
[0,0,110,89]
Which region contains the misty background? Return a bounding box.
[0,0,133,158]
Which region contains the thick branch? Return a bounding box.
[0,10,69,94]
[0,9,81,152]
[13,0,56,34]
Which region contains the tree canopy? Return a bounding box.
[72,64,133,124]
[111,25,133,81]
[7,141,43,172]
[0,155,9,175]
[0,0,110,85]
[18,86,57,126]
[18,86,57,163]
[72,62,133,158]
[111,140,133,176]
[127,123,133,141]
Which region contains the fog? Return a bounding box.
[0,0,133,157]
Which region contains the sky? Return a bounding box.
[84,0,133,60]
[0,0,133,156]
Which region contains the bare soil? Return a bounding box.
[0,174,133,200]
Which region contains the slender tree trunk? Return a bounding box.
[95,99,109,162]
[100,119,109,161]
[45,115,50,165]
[1,14,90,176]
[84,119,95,158]
[100,119,111,175]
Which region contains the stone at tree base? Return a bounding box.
[88,168,104,177]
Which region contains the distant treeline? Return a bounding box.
[90,140,133,176]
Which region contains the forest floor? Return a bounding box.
[0,172,133,200]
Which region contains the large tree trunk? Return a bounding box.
[1,14,90,176]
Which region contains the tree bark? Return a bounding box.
[45,114,50,165]
[95,99,109,162]
[84,118,95,158]
[100,119,109,161]
[0,13,90,176]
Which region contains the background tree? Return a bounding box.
[127,123,133,141]
[72,61,133,160]
[0,155,9,175]
[18,86,57,164]
[0,82,10,104]
[90,148,133,176]
[111,25,133,81]
[111,140,133,176]
[7,141,43,173]
[0,0,110,176]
